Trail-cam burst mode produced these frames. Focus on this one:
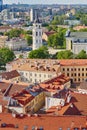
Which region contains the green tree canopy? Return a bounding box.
[48,31,65,49]
[4,28,24,38]
[76,50,87,59]
[28,46,49,59]
[0,47,15,63]
[0,54,6,70]
[57,50,73,59]
[51,15,67,25]
[25,35,32,46]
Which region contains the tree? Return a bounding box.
[57,50,73,59]
[4,29,24,38]
[48,34,54,47]
[51,15,67,25]
[28,46,49,59]
[48,32,65,48]
[0,54,6,70]
[25,35,32,46]
[76,50,87,59]
[53,34,59,48]
[0,47,15,63]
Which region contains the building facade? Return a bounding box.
[6,59,61,83]
[5,38,28,51]
[66,31,87,54]
[32,20,43,50]
[60,59,87,83]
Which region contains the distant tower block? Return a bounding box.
[30,8,39,22]
[0,0,3,12]
[32,19,42,50]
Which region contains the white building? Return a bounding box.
[45,97,65,110]
[32,19,42,50]
[6,59,61,83]
[66,31,87,54]
[5,38,28,51]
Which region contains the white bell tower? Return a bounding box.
[32,19,42,50]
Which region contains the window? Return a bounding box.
[71,73,73,76]
[67,68,69,71]
[39,40,41,43]
[35,74,37,77]
[39,79,41,82]
[36,40,38,43]
[74,78,76,81]
[86,68,87,71]
[30,79,32,82]
[44,74,46,78]
[67,73,69,76]
[30,73,32,76]
[74,73,76,76]
[63,68,65,71]
[35,79,37,82]
[26,73,27,76]
[74,68,76,71]
[82,128,86,130]
[74,128,79,130]
[59,128,62,130]
[39,74,41,77]
[82,68,84,71]
[39,32,41,36]
[71,68,73,71]
[78,68,80,71]
[67,128,70,130]
[82,73,84,76]
[39,25,41,28]
[78,78,80,81]
[48,75,50,78]
[36,32,38,36]
[78,73,80,76]
[86,73,87,76]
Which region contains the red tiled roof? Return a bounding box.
[0,82,10,93]
[12,90,34,106]
[71,92,87,115]
[59,59,87,66]
[46,103,80,116]
[40,74,70,92]
[44,31,55,36]
[0,113,86,130]
[1,70,20,80]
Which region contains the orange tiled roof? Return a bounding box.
[40,74,70,92]
[0,113,86,130]
[7,59,60,73]
[59,59,87,66]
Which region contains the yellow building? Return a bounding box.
[42,31,55,41]
[0,35,8,48]
[8,84,45,114]
[60,59,87,83]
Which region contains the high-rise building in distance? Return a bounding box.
[30,8,39,22]
[0,0,3,12]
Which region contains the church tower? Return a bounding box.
[32,19,42,50]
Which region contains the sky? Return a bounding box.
[3,0,87,5]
